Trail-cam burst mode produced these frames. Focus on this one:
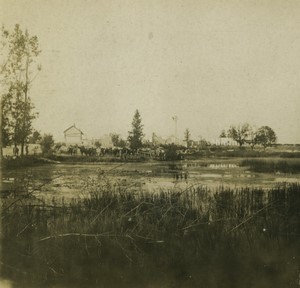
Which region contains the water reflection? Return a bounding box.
[208,163,238,169]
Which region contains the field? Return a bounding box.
[1,157,300,287]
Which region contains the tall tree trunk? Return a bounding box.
[21,57,29,157]
[0,98,3,157]
[0,112,2,158]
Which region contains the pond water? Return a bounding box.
[2,159,300,203]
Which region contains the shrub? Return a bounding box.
[40,134,54,155]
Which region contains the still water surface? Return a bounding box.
[2,160,299,203]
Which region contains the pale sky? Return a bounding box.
[1,0,300,143]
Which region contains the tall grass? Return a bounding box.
[241,159,300,173]
[1,182,300,288]
[280,152,300,158]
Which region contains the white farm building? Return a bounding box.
[64,124,84,144]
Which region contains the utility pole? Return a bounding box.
[172,116,178,144]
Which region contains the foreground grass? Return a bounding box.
[1,182,300,288]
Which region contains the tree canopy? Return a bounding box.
[255,126,277,149]
[226,123,277,149]
[227,123,250,147]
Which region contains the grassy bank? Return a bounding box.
[1,156,52,169]
[47,154,147,163]
[1,182,300,287]
[188,147,300,159]
[1,154,146,170]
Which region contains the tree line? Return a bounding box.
[1,24,40,156]
[220,123,277,150]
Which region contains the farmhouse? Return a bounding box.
[64,124,84,144]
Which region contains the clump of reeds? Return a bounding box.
[1,181,300,288]
[241,159,300,173]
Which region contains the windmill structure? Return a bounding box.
[172,115,178,144]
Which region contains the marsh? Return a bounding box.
[1,158,300,288]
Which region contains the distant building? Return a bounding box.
[64,124,84,144]
[152,133,186,146]
[215,137,237,146]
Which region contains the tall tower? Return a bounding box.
[172,116,178,144]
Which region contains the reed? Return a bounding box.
[1,182,300,288]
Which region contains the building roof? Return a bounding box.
[64,124,84,135]
[152,133,185,146]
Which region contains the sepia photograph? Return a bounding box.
[1,0,300,287]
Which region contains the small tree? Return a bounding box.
[164,144,180,161]
[110,133,127,148]
[184,128,191,148]
[219,129,227,145]
[40,134,54,155]
[111,133,120,147]
[255,126,277,150]
[29,130,41,144]
[227,123,250,147]
[118,139,127,148]
[219,130,227,138]
[198,138,209,148]
[128,110,144,151]
[94,141,101,148]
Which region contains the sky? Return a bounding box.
[1,0,300,143]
